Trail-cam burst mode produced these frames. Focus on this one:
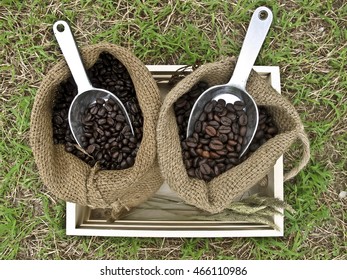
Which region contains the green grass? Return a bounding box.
[1,0,346,260]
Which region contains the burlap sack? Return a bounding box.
[157,57,310,214]
[30,43,164,218]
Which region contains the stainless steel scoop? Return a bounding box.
[53,20,134,148]
[187,6,273,157]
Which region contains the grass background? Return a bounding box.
[1,0,346,259]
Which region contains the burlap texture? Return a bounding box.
[157,57,310,214]
[30,43,164,216]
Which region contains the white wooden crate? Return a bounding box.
[66,65,283,237]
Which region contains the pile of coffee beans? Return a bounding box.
[52,52,143,170]
[174,81,278,182]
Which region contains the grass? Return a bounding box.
[1,0,346,260]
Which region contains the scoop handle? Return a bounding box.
[227,7,273,89]
[53,20,93,93]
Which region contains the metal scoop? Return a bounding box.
[187,6,273,157]
[53,20,134,148]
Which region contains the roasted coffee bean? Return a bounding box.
[53,115,64,125]
[226,103,235,112]
[234,101,245,111]
[219,133,228,143]
[97,107,106,117]
[214,104,224,113]
[239,126,247,137]
[116,114,125,122]
[86,144,96,154]
[267,126,278,135]
[98,118,107,125]
[208,120,220,129]
[238,114,248,126]
[194,120,202,133]
[186,137,198,148]
[228,139,238,146]
[227,112,237,121]
[216,149,228,156]
[218,125,232,134]
[213,114,221,122]
[204,101,215,113]
[104,103,113,112]
[205,125,217,136]
[200,163,212,175]
[220,116,232,126]
[232,122,239,134]
[201,150,210,158]
[255,130,265,140]
[214,165,221,176]
[96,97,105,105]
[209,139,224,151]
[199,112,207,121]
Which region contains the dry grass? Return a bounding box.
[1,0,346,260]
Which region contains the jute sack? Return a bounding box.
[30,43,163,218]
[157,57,310,214]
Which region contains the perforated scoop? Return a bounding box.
[187,7,273,158]
[53,20,134,148]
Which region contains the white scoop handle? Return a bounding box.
[53,20,93,94]
[227,6,273,90]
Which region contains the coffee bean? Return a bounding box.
[234,101,245,111]
[226,144,235,152]
[259,113,267,124]
[213,114,221,122]
[228,139,238,146]
[199,112,207,121]
[97,107,106,117]
[232,123,239,134]
[214,104,224,113]
[227,112,237,121]
[267,126,278,135]
[249,142,260,152]
[194,120,202,133]
[86,144,96,154]
[116,114,125,122]
[204,101,215,113]
[218,125,232,134]
[214,165,221,176]
[205,125,217,136]
[208,120,220,129]
[104,103,113,112]
[209,139,224,151]
[53,115,64,125]
[216,149,228,156]
[220,116,232,126]
[98,118,107,125]
[239,126,247,137]
[200,163,212,175]
[186,137,198,148]
[255,130,264,140]
[210,151,220,159]
[187,168,196,177]
[219,133,228,143]
[226,103,235,112]
[238,114,248,126]
[96,98,105,105]
[192,132,199,141]
[202,150,210,158]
